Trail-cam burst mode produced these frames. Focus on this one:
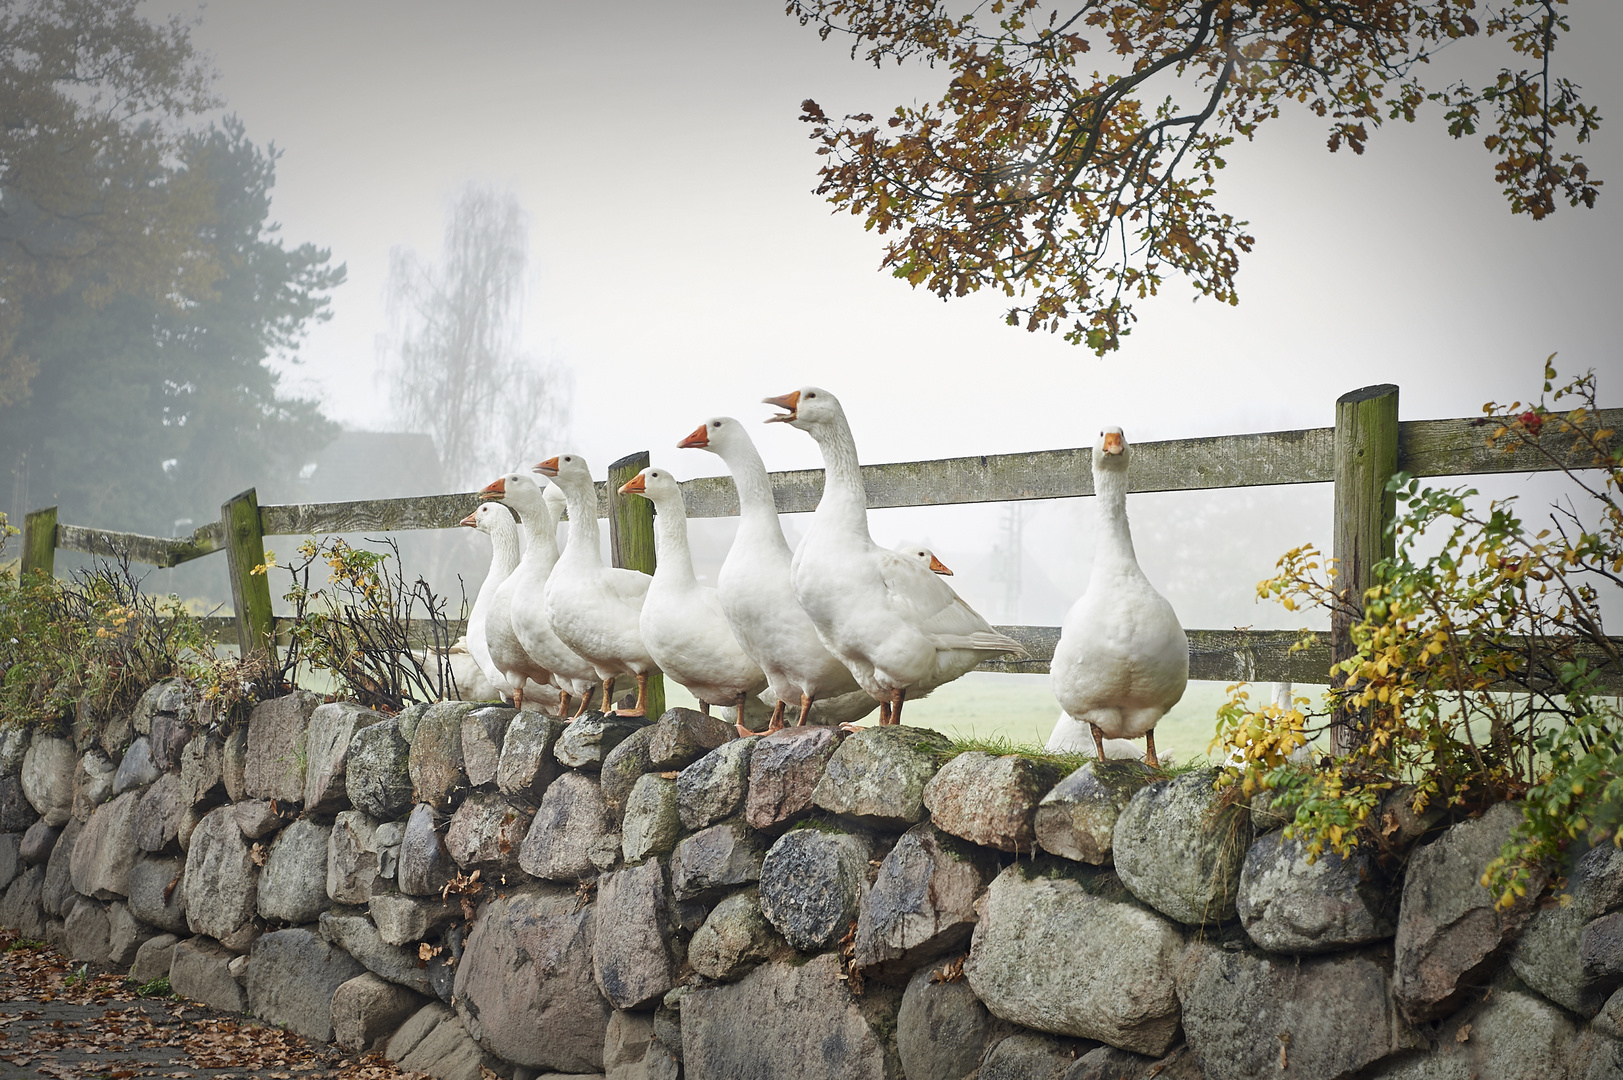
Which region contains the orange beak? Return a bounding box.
[1102,432,1124,455]
[479,477,506,500]
[678,423,709,450]
[928,553,953,576]
[534,457,560,476]
[619,473,647,496]
[763,390,800,423]
[458,511,478,528]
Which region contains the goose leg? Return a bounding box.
[1089,723,1107,761]
[889,688,907,726]
[701,702,711,717]
[600,680,614,714]
[1144,730,1159,769]
[878,699,892,725]
[765,698,786,734]
[618,673,649,718]
[797,694,813,726]
[573,689,592,720]
[513,684,524,712]
[558,691,571,720]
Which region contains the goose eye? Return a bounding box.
[807,392,816,398]
[713,421,721,427]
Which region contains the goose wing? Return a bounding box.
[874,548,1029,657]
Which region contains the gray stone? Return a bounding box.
[445,791,529,872]
[370,892,460,946]
[399,803,454,897]
[604,1009,656,1080]
[396,702,430,745]
[759,825,874,952]
[0,865,46,938]
[1112,767,1249,926]
[133,772,186,852]
[980,1033,1089,1080]
[922,751,1064,853]
[600,725,657,823]
[179,731,225,806]
[71,789,139,898]
[461,706,515,788]
[1035,760,1152,864]
[41,816,82,916]
[897,960,1000,1080]
[1237,832,1394,953]
[451,886,612,1072]
[131,680,171,736]
[22,735,75,826]
[1373,785,1451,853]
[170,936,248,1013]
[1362,983,1580,1080]
[177,804,205,852]
[246,927,366,1042]
[128,854,188,933]
[1508,843,1623,1017]
[20,819,58,864]
[1178,941,1420,1080]
[855,821,999,974]
[621,774,682,864]
[346,717,415,820]
[812,725,952,828]
[320,911,439,996]
[967,860,1185,1056]
[129,932,179,984]
[670,821,766,901]
[0,725,29,776]
[646,707,735,771]
[304,702,384,813]
[388,1002,491,1080]
[1571,1029,1623,1080]
[0,774,36,831]
[243,690,321,805]
[556,714,648,771]
[681,951,902,1080]
[594,859,679,1009]
[375,821,405,882]
[687,888,783,982]
[101,708,133,760]
[497,711,566,802]
[1394,803,1548,1022]
[107,899,159,968]
[183,805,260,941]
[1582,910,1623,981]
[410,701,476,810]
[258,817,331,924]
[746,725,839,832]
[1063,1046,1165,1080]
[332,971,426,1052]
[148,712,192,772]
[222,726,248,802]
[519,771,615,882]
[64,896,112,962]
[231,798,284,840]
[71,748,117,822]
[678,735,756,831]
[113,736,158,795]
[328,810,382,904]
[0,831,18,891]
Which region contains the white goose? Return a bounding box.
[460,501,522,701]
[620,466,769,720]
[480,473,600,717]
[766,387,1028,725]
[1050,427,1188,766]
[678,417,878,733]
[536,453,658,716]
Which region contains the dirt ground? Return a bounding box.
[0,930,425,1080]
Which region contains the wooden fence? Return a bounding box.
[17,385,1623,701]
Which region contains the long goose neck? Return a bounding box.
[718,439,790,551]
[487,523,521,584]
[810,413,870,536]
[1093,466,1138,568]
[651,496,697,585]
[563,481,603,566]
[516,502,559,567]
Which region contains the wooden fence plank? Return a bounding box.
[21,507,57,577]
[1400,409,1622,479]
[55,521,225,568]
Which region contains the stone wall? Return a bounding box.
[2,680,1622,1080]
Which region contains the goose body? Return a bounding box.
[1050,427,1187,765]
[767,387,1028,723]
[678,417,877,730]
[461,501,522,701]
[537,453,658,716]
[621,466,769,715]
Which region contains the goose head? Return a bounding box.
[678,416,747,455]
[480,471,546,515]
[1093,426,1129,473]
[898,543,953,575]
[461,501,512,535]
[534,453,593,495]
[763,386,840,433]
[619,466,682,507]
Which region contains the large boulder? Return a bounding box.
[133,772,186,852]
[21,735,75,826]
[1035,760,1152,865]
[980,1032,1090,1080]
[183,805,261,943]
[128,854,188,933]
[460,706,514,788]
[1178,941,1420,1080]
[1112,768,1249,926]
[897,960,1003,1080]
[594,859,680,1009]
[445,792,529,872]
[328,810,381,905]
[519,771,615,882]
[497,711,566,803]
[63,896,112,962]
[409,701,477,810]
[0,774,38,832]
[320,911,440,997]
[332,971,425,1053]
[621,774,682,864]
[178,732,225,807]
[387,1002,494,1080]
[70,789,140,899]
[746,726,839,832]
[112,736,160,795]
[370,892,460,946]
[556,713,648,771]
[129,932,179,984]
[0,831,18,892]
[304,702,384,813]
[40,816,82,917]
[71,748,117,822]
[1362,981,1581,1080]
[148,712,192,773]
[922,751,1063,853]
[170,936,247,1013]
[759,825,875,953]
[1393,802,1547,1022]
[130,679,174,736]
[813,725,952,828]
[346,717,415,819]
[231,798,285,840]
[647,707,735,770]
[1236,832,1395,953]
[0,864,47,940]
[688,888,784,982]
[107,899,160,969]
[243,690,321,805]
[681,952,902,1080]
[451,886,612,1072]
[19,819,59,865]
[257,817,332,924]
[1509,843,1623,1017]
[855,821,1000,975]
[0,725,28,776]
[678,735,756,831]
[600,726,657,823]
[967,860,1186,1056]
[246,927,366,1043]
[399,803,453,897]
[670,821,767,901]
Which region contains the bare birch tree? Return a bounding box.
[384,184,571,489]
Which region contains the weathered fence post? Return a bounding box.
[607,451,664,718]
[20,506,57,578]
[221,489,278,672]
[1331,384,1400,755]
